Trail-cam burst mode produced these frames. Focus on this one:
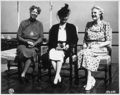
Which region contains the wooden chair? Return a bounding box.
[64,44,78,85]
[37,42,50,82]
[96,45,112,86]
[45,44,77,85]
[6,50,40,82]
[75,45,112,87]
[5,39,41,82]
[74,46,88,85]
[7,56,19,77]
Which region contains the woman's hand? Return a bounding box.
[56,43,69,50]
[83,43,87,49]
[56,45,62,50]
[56,43,62,50]
[64,44,69,50]
[90,44,99,48]
[27,41,34,47]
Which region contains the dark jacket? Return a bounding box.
[49,23,78,49]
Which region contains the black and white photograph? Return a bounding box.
[1,0,119,94]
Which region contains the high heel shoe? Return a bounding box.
[85,82,93,90]
[25,76,30,82]
[58,79,63,87]
[20,77,26,84]
[52,82,58,88]
[52,77,59,88]
[91,76,96,87]
[85,77,95,90]
[58,75,61,82]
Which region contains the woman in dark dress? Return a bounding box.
[17,5,44,84]
[49,4,78,86]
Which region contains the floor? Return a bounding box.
[1,58,119,94]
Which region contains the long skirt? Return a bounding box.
[77,47,108,71]
[17,45,38,61]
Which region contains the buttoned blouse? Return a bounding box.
[58,24,67,42]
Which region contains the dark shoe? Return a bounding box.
[52,83,58,88]
[25,77,30,82]
[51,82,58,88]
[20,77,26,84]
[58,79,63,87]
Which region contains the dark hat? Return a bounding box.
[57,3,71,17]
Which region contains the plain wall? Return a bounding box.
[1,1,118,32]
[1,1,18,33]
[52,1,118,31]
[1,1,119,63]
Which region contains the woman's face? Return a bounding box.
[59,16,69,24]
[91,8,101,21]
[30,8,39,19]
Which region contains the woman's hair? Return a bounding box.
[29,5,41,14]
[91,6,104,20]
[57,3,71,18]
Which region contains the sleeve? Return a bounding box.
[33,22,44,46]
[71,25,79,45]
[39,22,44,38]
[83,22,89,43]
[48,26,56,49]
[105,22,112,41]
[66,24,78,46]
[48,26,52,44]
[17,22,23,38]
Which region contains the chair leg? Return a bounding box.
[109,64,112,83]
[70,55,72,85]
[74,60,78,85]
[38,54,41,82]
[18,61,22,79]
[85,68,87,84]
[38,63,41,82]
[105,66,108,87]
[32,62,35,82]
[48,64,51,80]
[70,63,72,85]
[7,60,11,77]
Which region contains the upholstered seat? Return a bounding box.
[99,55,111,65]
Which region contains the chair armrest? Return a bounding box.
[69,44,77,55]
[106,46,112,56]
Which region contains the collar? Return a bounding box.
[59,23,67,29]
[29,18,36,22]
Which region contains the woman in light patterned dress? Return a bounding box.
[77,6,112,90]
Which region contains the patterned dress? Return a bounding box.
[78,21,112,71]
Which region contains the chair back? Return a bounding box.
[108,30,112,56]
[64,26,78,63]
